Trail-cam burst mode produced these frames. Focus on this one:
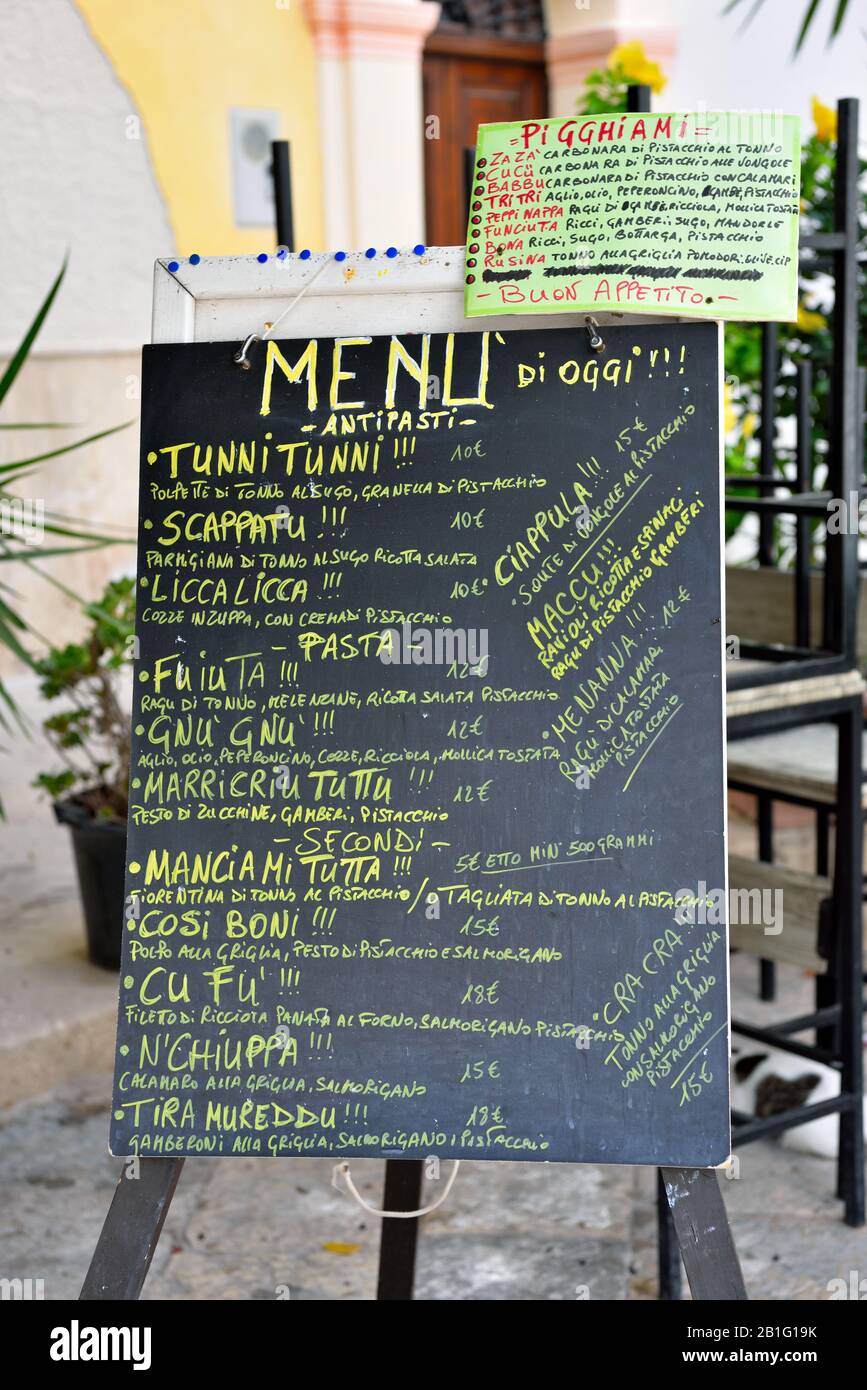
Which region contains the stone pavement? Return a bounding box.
[2,1012,866,1301]
[2,681,866,1300]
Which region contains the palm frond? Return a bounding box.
[0,421,134,479]
[794,0,826,50]
[0,541,113,562]
[0,257,67,407]
[723,0,851,52]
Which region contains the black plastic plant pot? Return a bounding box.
[53,798,127,971]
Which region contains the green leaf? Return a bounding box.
[41,509,135,538]
[0,676,28,738]
[0,257,67,408]
[0,610,35,669]
[0,541,112,562]
[0,592,27,631]
[794,0,824,51]
[0,420,134,478]
[724,0,767,29]
[38,515,131,544]
[828,0,850,41]
[724,0,850,52]
[83,600,133,637]
[32,769,76,798]
[44,710,86,733]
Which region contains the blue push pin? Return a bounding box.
[299,249,311,260]
[189,253,201,265]
[276,247,288,260]
[385,247,398,258]
[365,247,376,259]
[167,260,179,272]
[334,251,347,262]
[257,252,268,263]
[413,244,425,256]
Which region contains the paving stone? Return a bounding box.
[4,1068,867,1301]
[0,1073,209,1300]
[3,800,867,1300]
[417,1156,635,1239]
[414,1231,630,1301]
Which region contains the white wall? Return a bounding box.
[666,0,867,125]
[0,1,167,679]
[0,0,172,356]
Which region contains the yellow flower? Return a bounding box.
[797,304,827,334]
[742,412,757,441]
[724,382,736,434]
[609,40,667,95]
[812,96,836,144]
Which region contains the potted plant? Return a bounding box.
[32,576,135,969]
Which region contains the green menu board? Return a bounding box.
[464,111,800,323]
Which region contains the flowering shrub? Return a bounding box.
[577,40,666,116]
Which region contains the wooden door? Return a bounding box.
[423,31,547,246]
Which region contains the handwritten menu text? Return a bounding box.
[110,324,730,1167]
[465,112,800,322]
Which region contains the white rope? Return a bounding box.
[333,1159,460,1219]
[263,256,333,340]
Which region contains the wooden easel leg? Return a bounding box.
[659,1167,747,1300]
[656,1169,682,1300]
[376,1158,423,1300]
[80,1157,184,1300]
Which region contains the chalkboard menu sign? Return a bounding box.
[111,321,729,1167]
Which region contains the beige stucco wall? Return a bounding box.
[76,0,324,260]
[0,0,325,679]
[0,353,140,677]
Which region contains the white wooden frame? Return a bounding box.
[152,247,702,346]
[150,248,732,1148]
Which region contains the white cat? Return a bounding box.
[731,1043,867,1159]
